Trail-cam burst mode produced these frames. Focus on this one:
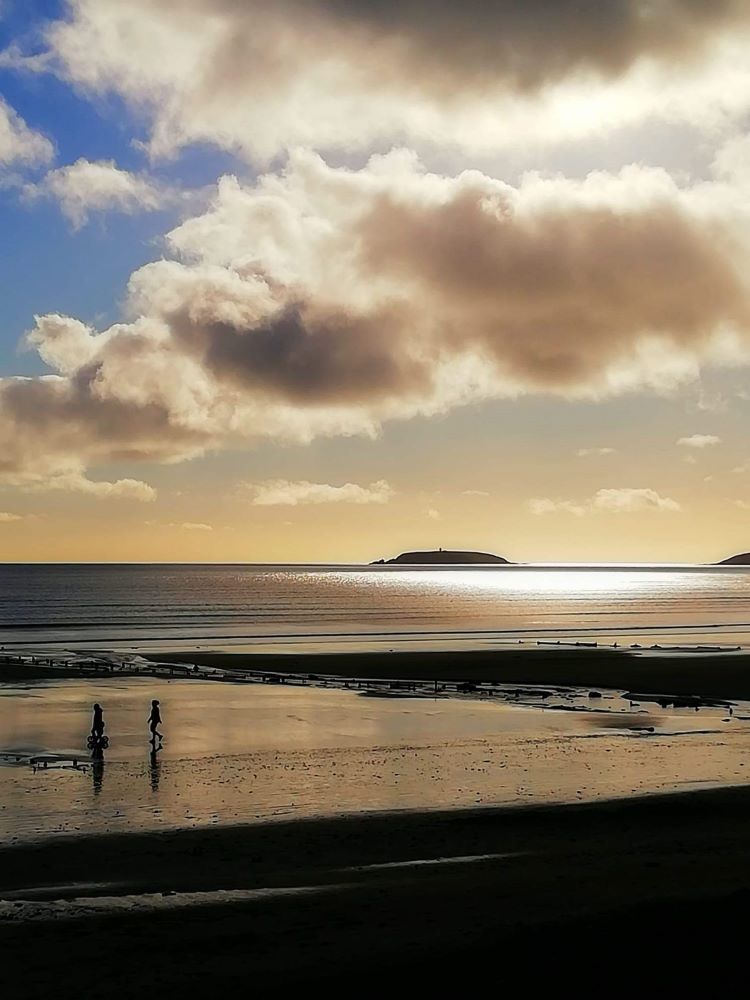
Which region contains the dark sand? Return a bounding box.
[3,786,750,993]
[150,647,750,700]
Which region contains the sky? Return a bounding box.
[1,0,750,563]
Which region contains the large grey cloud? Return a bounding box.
[321,0,747,90]
[2,152,750,484]
[356,182,749,389]
[166,302,429,404]
[36,0,750,158]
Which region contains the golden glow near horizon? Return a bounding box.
[1,3,750,563]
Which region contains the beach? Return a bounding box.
[2,658,750,992]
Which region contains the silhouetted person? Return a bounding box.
[91,703,105,739]
[148,699,163,743]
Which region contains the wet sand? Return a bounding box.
[1,676,748,842]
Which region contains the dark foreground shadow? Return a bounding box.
[4,785,750,995]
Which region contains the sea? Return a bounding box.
[1,563,750,653]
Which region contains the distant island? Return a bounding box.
[371,549,512,565]
[717,552,750,565]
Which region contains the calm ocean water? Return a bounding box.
[1,563,750,653]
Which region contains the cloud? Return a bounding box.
[48,474,156,501]
[426,508,441,520]
[31,0,750,160]
[530,488,681,515]
[172,521,212,531]
[245,479,394,506]
[733,500,750,510]
[529,497,587,517]
[0,44,54,74]
[3,152,750,484]
[0,512,22,523]
[594,488,681,513]
[677,433,722,448]
[0,96,53,170]
[4,469,157,501]
[462,490,490,497]
[30,158,166,227]
[577,447,616,457]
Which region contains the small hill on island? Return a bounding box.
[371,549,512,565]
[717,552,750,565]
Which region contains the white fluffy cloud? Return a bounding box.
[5,469,156,501]
[2,151,750,484]
[246,479,394,506]
[0,96,52,170]
[46,473,156,501]
[29,1,750,161]
[32,158,166,227]
[530,488,681,515]
[677,434,722,448]
[594,488,681,513]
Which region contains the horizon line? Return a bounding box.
[0,559,747,568]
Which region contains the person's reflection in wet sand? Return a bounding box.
[91,746,105,794]
[149,744,161,792]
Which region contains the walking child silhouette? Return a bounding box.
[148,699,163,744]
[91,703,105,739]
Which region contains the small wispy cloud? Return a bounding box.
[677,434,721,449]
[0,95,53,171]
[694,389,727,413]
[149,521,213,531]
[244,479,394,506]
[576,447,616,458]
[27,158,170,228]
[426,508,441,520]
[0,511,23,523]
[530,488,681,516]
[462,490,490,497]
[529,497,587,517]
